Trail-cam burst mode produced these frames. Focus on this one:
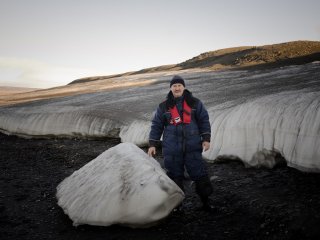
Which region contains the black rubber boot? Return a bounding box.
[195,176,215,212]
[200,196,217,213]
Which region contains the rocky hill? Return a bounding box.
[70,40,320,85]
[178,40,320,70]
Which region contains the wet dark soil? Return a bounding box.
[1,133,320,240]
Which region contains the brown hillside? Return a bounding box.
[177,40,320,70]
[68,40,320,85]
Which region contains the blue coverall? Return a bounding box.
[149,90,213,201]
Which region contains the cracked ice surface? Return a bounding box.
[0,63,320,171]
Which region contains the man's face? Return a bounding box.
[170,83,185,98]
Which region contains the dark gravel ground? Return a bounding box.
[1,132,320,240]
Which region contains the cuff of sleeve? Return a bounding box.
[201,134,211,142]
[149,140,160,147]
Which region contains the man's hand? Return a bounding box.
[202,141,210,152]
[148,147,156,157]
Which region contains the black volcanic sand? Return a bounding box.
[1,133,320,240]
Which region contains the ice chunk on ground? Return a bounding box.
[56,143,184,228]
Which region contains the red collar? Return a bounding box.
[169,100,191,125]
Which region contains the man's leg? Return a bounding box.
[184,152,215,211]
[195,176,215,211]
[164,154,185,212]
[163,155,185,191]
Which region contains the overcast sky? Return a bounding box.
[0,0,319,88]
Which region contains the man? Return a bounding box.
[148,75,214,211]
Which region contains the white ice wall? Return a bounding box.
[0,111,122,138]
[119,120,151,146]
[204,90,320,172]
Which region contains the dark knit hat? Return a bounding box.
[170,75,185,87]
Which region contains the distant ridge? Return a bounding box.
[70,40,320,85]
[0,86,41,97]
[1,41,319,106]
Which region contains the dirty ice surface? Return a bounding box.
[0,62,320,171]
[56,142,184,228]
